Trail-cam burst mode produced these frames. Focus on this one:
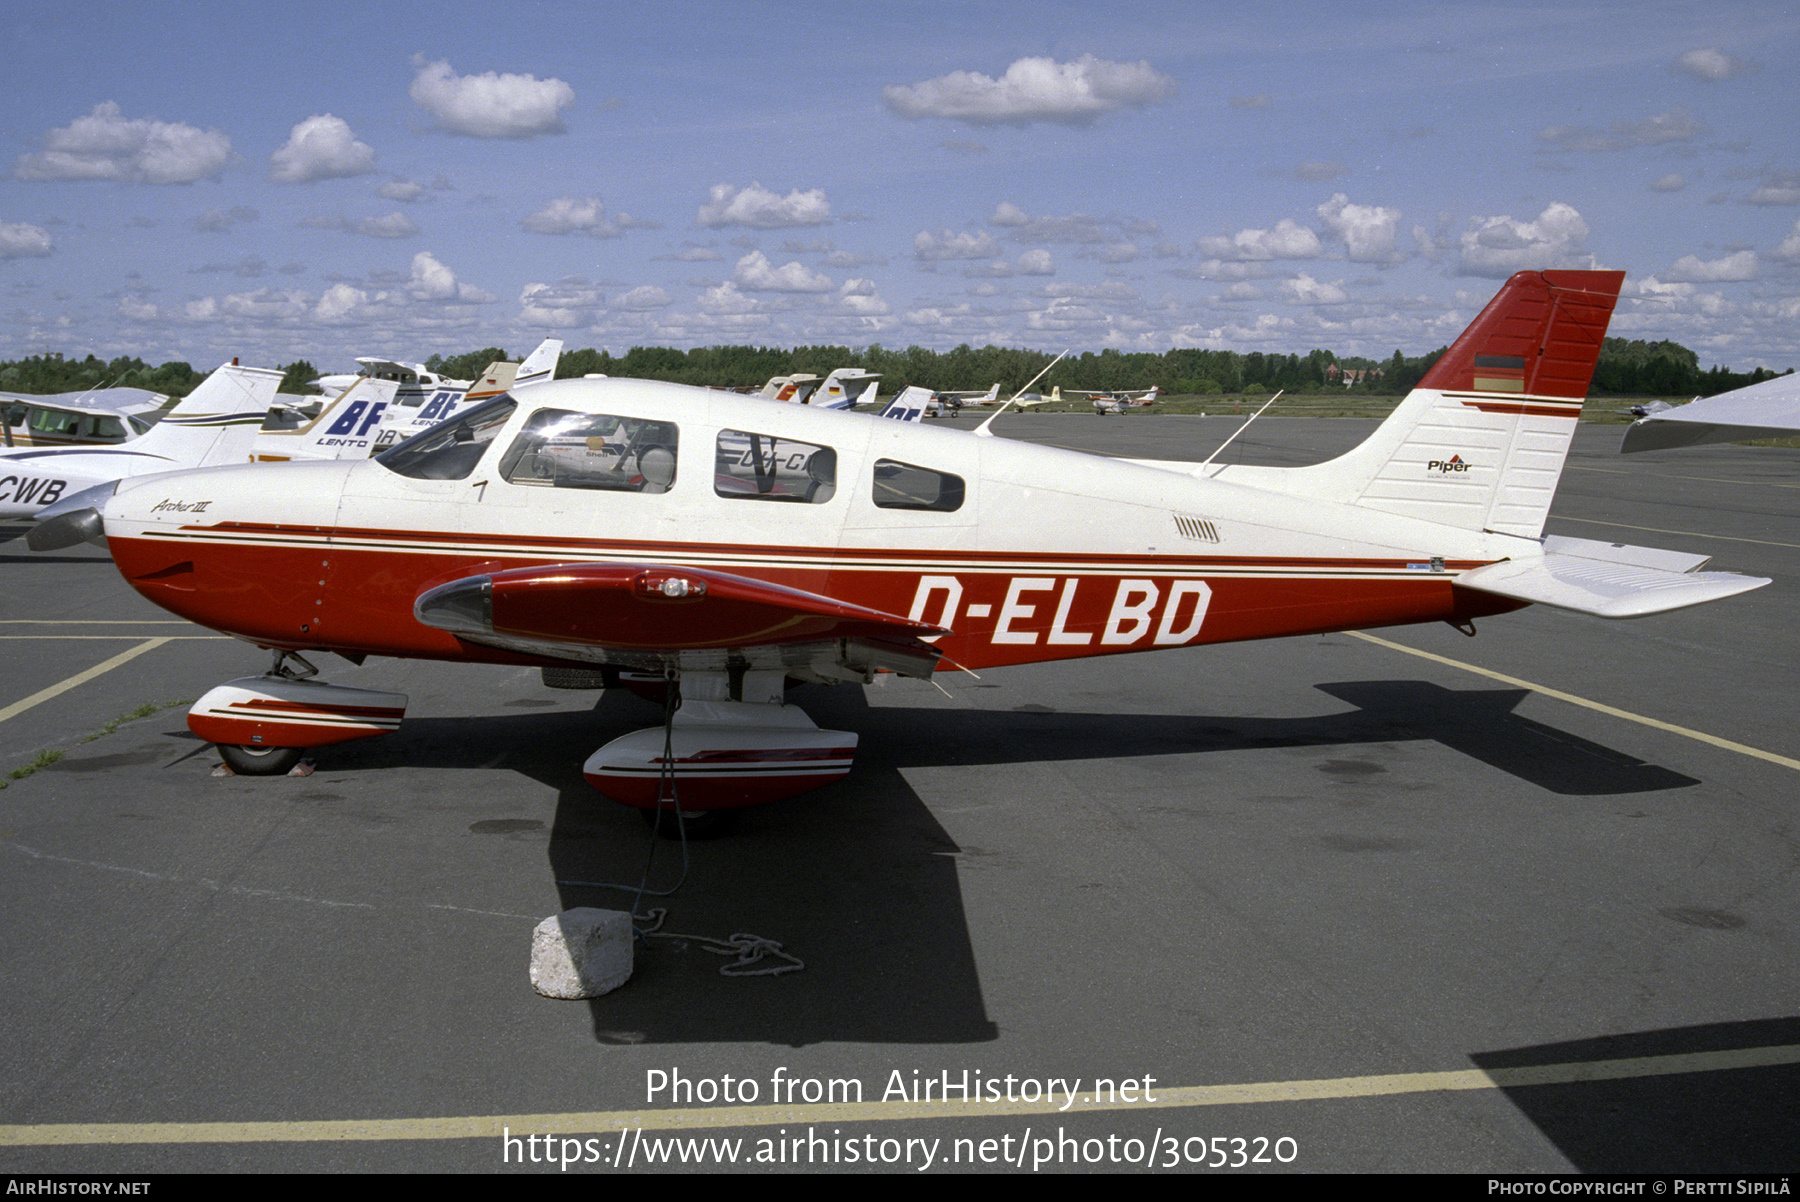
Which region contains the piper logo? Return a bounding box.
[1427,455,1471,474]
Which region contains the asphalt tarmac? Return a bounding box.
[1,415,1794,1174]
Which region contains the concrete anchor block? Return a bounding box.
[531,908,633,998]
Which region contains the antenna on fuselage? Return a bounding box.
[973,349,1070,438]
[1197,389,1284,470]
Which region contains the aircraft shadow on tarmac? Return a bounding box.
[306,676,1697,1046]
[1471,1017,1800,1173]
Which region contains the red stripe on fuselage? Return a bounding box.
[110,528,1521,671]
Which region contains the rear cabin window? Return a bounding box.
[29,408,79,436]
[871,459,965,512]
[498,409,679,494]
[714,430,837,503]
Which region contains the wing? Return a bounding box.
[1621,373,1800,453]
[414,562,946,682]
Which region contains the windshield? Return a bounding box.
[376,395,517,480]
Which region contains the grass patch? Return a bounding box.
[2,699,189,788]
[77,700,181,744]
[7,749,63,781]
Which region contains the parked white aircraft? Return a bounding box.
[311,360,467,403]
[2,388,168,450]
[32,271,1769,838]
[1621,372,1800,453]
[369,339,562,452]
[249,377,402,463]
[928,383,1002,414]
[3,362,279,520]
[1050,385,1162,414]
[749,374,823,404]
[811,369,881,410]
[282,340,564,462]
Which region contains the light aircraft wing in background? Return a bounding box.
[1621,372,1800,453]
[2,388,168,449]
[930,383,1001,410]
[9,362,279,521]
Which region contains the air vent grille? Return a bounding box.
[1173,514,1220,542]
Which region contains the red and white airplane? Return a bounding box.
[31,271,1769,831]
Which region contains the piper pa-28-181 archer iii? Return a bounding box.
[30,270,1769,829]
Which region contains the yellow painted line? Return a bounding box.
[3,1044,1795,1147]
[0,636,227,640]
[0,639,173,725]
[1553,515,1800,550]
[1348,631,1800,771]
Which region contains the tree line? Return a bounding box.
[0,339,1786,402]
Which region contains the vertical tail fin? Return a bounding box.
[1235,270,1624,539]
[513,338,563,390]
[131,362,283,468]
[250,376,401,461]
[875,385,932,423]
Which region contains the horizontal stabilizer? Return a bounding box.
[1455,539,1769,618]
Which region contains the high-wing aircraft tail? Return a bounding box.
[465,360,521,403]
[250,376,402,462]
[874,385,932,422]
[512,338,563,390]
[123,361,283,468]
[1215,270,1626,540]
[812,368,882,409]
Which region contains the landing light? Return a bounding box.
[634,572,707,601]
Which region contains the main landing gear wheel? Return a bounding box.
[216,743,304,776]
[637,806,740,841]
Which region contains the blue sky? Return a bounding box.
[2,0,1797,376]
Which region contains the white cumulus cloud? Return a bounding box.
[1280,273,1350,305]
[269,115,375,183]
[521,195,649,238]
[613,285,672,311]
[1195,219,1321,262]
[1773,220,1800,262]
[732,250,832,292]
[1666,250,1758,282]
[0,222,54,258]
[915,229,1000,261]
[16,102,229,184]
[1675,48,1751,80]
[313,284,370,323]
[883,55,1175,126]
[1457,202,1594,277]
[409,59,574,138]
[519,279,605,327]
[698,183,831,229]
[1538,109,1704,152]
[1317,194,1404,263]
[408,251,494,302]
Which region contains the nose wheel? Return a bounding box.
[217,743,305,776]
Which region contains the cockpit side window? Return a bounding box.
[376,395,517,480]
[498,408,680,493]
[714,430,837,503]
